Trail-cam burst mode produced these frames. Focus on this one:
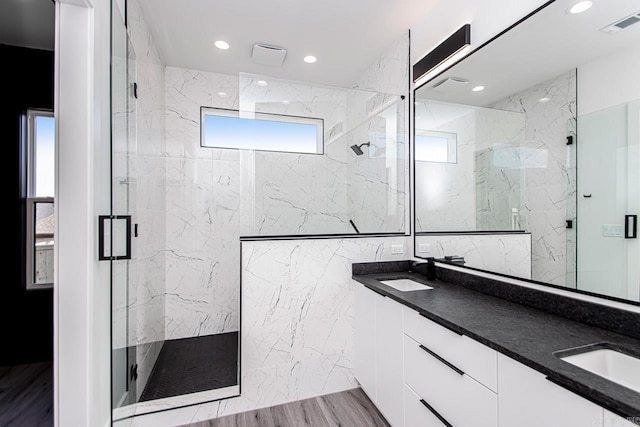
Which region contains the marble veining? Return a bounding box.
[490,70,577,287]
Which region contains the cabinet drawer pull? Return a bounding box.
[419,313,463,336]
[418,344,465,376]
[419,398,453,427]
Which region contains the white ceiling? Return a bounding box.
[0,0,55,51]
[137,0,438,87]
[416,0,640,106]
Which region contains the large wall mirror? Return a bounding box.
[414,0,640,303]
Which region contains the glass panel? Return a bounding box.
[111,0,137,412]
[33,201,54,285]
[577,100,640,300]
[34,115,55,197]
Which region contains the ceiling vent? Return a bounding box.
[431,77,469,92]
[251,44,287,66]
[601,11,640,34]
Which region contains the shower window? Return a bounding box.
[24,109,55,290]
[200,107,324,154]
[415,130,457,163]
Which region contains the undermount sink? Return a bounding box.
[380,279,434,292]
[557,345,640,393]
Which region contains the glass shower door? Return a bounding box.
[577,99,640,301]
[110,2,138,411]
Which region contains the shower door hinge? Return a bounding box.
[130,364,138,381]
[566,135,574,145]
[133,82,138,99]
[566,220,573,229]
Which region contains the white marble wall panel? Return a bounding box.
[164,156,240,339]
[415,233,532,279]
[475,108,526,230]
[490,70,576,286]
[115,236,410,426]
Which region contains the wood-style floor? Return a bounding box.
[0,362,53,426]
[187,388,390,427]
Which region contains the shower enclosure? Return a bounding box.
[109,0,407,420]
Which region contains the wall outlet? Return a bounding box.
[418,243,431,254]
[602,224,624,237]
[391,244,404,255]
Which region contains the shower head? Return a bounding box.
[350,142,370,156]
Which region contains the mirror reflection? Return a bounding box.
[414,0,639,302]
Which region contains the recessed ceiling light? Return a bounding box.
[256,80,268,87]
[282,100,290,105]
[217,92,228,98]
[568,1,593,14]
[472,85,485,92]
[539,97,551,103]
[214,40,230,50]
[304,55,317,64]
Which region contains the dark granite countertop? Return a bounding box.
[353,265,640,423]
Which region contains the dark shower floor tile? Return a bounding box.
[139,332,238,402]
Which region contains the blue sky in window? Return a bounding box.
[415,135,449,162]
[204,114,319,153]
[35,116,55,197]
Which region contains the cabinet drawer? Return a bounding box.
[405,383,455,427]
[403,307,497,391]
[404,335,498,427]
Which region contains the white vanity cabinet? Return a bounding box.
[403,308,498,427]
[498,353,604,427]
[354,283,636,427]
[354,283,404,427]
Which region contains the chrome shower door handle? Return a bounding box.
[625,215,637,239]
[98,215,132,260]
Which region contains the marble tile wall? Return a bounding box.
[348,33,409,233]
[415,233,532,279]
[475,108,526,230]
[164,66,242,340]
[163,67,408,340]
[490,70,577,287]
[113,236,411,426]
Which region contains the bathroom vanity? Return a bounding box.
[353,261,640,427]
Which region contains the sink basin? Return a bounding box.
[558,346,640,393]
[380,279,434,292]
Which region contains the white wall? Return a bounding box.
[578,44,640,116]
[55,0,112,425]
